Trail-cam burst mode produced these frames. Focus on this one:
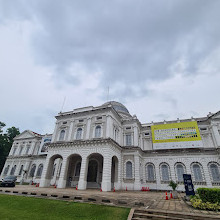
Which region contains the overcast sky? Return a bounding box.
[0,0,220,134]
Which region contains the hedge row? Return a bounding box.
[197,188,220,204]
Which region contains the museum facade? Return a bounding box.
[1,101,220,191]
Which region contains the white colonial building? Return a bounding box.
[1,101,220,191]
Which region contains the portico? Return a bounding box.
[39,139,121,192]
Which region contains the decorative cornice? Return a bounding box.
[7,154,46,159]
[48,138,122,151]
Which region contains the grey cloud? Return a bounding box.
[1,0,220,99]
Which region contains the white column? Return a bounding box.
[106,116,113,138]
[78,156,89,190]
[51,122,59,142]
[40,157,52,187]
[30,141,36,155]
[67,121,74,141]
[202,161,212,187]
[102,156,112,191]
[57,156,68,188]
[211,123,220,147]
[115,156,122,190]
[86,118,91,139]
[133,126,138,146]
[134,155,141,190]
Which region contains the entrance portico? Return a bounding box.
[40,139,122,192]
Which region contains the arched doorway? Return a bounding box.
[66,154,82,188]
[86,153,103,189]
[87,160,98,182]
[111,156,118,189]
[44,154,63,187]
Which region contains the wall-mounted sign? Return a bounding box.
[151,121,203,149]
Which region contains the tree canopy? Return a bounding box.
[0,122,20,173]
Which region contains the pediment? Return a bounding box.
[14,130,39,140]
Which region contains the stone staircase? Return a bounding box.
[130,208,220,220]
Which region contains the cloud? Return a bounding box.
[0,0,220,134]
[1,0,220,100]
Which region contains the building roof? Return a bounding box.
[102,101,130,114]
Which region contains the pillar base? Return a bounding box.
[57,179,66,188]
[102,181,111,192]
[39,178,50,187]
[78,180,87,190]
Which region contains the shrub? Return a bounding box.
[190,196,220,211]
[168,180,178,191]
[197,188,220,204]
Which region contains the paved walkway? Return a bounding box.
[0,185,219,216]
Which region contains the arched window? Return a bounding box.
[36,164,43,177]
[192,164,203,181]
[3,165,10,175]
[126,161,132,178]
[19,165,24,176]
[146,164,155,181]
[95,125,101,138]
[10,165,17,175]
[176,163,185,182]
[76,128,82,140]
[161,164,170,181]
[59,130,65,141]
[75,162,81,177]
[210,163,220,182]
[52,164,56,176]
[29,164,36,177]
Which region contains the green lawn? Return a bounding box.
[0,194,130,220]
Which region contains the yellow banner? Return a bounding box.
[151,121,201,144]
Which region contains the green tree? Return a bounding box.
[0,122,20,173]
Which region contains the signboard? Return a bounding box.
[183,174,195,196]
[151,121,203,149]
[38,135,52,154]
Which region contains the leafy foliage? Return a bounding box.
[190,195,220,211]
[168,180,178,191]
[0,122,20,173]
[197,188,220,204]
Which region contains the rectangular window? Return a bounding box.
[26,146,30,155]
[97,116,102,120]
[19,147,23,155]
[200,128,207,131]
[12,147,17,155]
[126,134,132,146]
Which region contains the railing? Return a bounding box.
[192,181,207,185]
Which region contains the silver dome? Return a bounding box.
[102,101,130,114]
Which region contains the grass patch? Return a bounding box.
[0,194,130,220]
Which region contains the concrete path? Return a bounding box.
[0,185,219,217]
